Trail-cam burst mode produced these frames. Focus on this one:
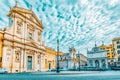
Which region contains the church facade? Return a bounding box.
[59,47,78,70]
[87,43,108,70]
[0,3,45,73]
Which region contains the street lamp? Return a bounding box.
[77,52,80,71]
[56,39,60,73]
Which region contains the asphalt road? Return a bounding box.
[0,71,120,80]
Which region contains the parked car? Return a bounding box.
[0,68,8,74]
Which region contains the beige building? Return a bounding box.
[0,31,3,68]
[99,43,115,67]
[99,44,114,59]
[0,3,46,73]
[76,53,87,67]
[45,47,56,71]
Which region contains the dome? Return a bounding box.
[91,42,101,52]
[92,46,100,52]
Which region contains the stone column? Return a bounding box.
[92,60,95,67]
[40,54,45,71]
[11,48,15,73]
[20,49,24,72]
[39,53,41,71]
[2,47,7,70]
[34,52,37,71]
[19,49,22,72]
[99,60,102,69]
[23,50,26,72]
[87,60,90,67]
[105,59,108,69]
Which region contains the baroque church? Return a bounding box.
[87,43,108,70]
[0,2,46,73]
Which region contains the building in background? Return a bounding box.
[99,42,106,50]
[0,2,45,73]
[45,47,56,71]
[0,31,3,68]
[59,53,70,69]
[59,47,87,70]
[99,43,115,67]
[112,37,120,67]
[87,43,108,70]
[105,44,114,59]
[76,53,87,68]
[59,47,78,70]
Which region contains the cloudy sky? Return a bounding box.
[0,0,120,55]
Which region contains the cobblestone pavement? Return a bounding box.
[0,71,120,80]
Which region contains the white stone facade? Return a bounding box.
[1,5,45,73]
[87,44,108,69]
[76,53,87,67]
[59,47,78,70]
[59,47,87,70]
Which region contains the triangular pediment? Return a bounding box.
[28,41,39,48]
[8,7,43,29]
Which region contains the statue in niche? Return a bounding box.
[16,20,22,34]
[38,31,41,42]
[15,51,20,62]
[27,24,34,40]
[37,55,40,64]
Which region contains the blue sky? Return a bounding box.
[0,0,120,55]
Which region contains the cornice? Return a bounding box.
[3,36,45,52]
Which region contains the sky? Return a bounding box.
[0,0,120,55]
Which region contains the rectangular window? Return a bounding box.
[117,41,120,44]
[27,27,34,40]
[117,45,120,49]
[27,56,32,70]
[118,57,120,62]
[118,50,120,54]
[107,53,109,55]
[28,32,33,39]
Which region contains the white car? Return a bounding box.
[0,68,8,73]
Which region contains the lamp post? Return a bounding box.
[77,52,80,71]
[56,39,60,73]
[79,55,80,71]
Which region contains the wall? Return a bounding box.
[45,47,56,71]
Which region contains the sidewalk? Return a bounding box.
[30,71,100,75]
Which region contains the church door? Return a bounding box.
[95,60,99,68]
[48,63,51,70]
[27,56,32,70]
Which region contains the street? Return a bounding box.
[0,71,120,80]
